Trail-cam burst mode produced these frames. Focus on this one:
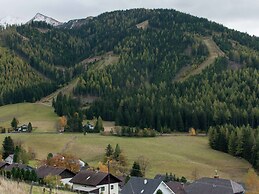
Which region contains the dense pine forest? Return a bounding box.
[1,7,259,171]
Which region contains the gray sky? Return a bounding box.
[1,0,259,36]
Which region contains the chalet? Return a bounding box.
[36,165,76,186]
[121,177,175,194]
[4,163,34,172]
[4,154,14,164]
[184,177,245,194]
[70,170,121,194]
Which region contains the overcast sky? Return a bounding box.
[1,0,259,36]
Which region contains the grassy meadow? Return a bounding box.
[0,177,73,194]
[0,103,58,132]
[0,133,251,182]
[0,103,252,183]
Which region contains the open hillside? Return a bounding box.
[0,133,251,182]
[0,103,58,132]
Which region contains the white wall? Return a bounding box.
[154,181,175,194]
[72,183,119,194]
[96,183,119,194]
[61,178,73,187]
[72,183,98,192]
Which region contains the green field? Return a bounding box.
[0,103,58,132]
[0,133,250,182]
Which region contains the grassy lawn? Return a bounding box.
[0,133,250,182]
[0,103,58,133]
[0,177,74,194]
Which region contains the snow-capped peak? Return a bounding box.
[28,13,63,26]
[0,16,25,28]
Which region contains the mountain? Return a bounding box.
[27,13,62,26]
[0,16,25,27]
[0,8,258,131]
[59,16,93,29]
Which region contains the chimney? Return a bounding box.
[214,170,219,178]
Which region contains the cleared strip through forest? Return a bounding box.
[175,37,225,82]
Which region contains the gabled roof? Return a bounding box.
[184,177,245,194]
[0,162,9,169]
[36,165,76,179]
[166,181,186,194]
[4,163,34,171]
[121,177,168,194]
[70,170,121,186]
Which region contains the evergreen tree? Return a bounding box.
[11,117,19,130]
[130,161,143,177]
[2,136,14,159]
[105,144,113,158]
[28,122,32,133]
[228,131,237,155]
[113,144,121,161]
[94,116,104,132]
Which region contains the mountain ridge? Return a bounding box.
[27,13,63,26]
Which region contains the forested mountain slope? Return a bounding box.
[0,46,55,105]
[0,8,258,133]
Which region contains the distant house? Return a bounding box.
[121,177,175,194]
[166,181,186,194]
[4,154,14,164]
[36,165,76,186]
[184,177,245,194]
[70,170,121,194]
[16,124,28,132]
[0,162,9,170]
[4,163,34,172]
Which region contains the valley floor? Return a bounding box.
[0,133,250,183]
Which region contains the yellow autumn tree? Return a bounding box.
[57,116,67,132]
[245,169,259,194]
[189,128,196,136]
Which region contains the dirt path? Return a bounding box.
[61,135,78,153]
[38,77,79,106]
[175,37,225,82]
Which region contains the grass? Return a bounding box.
[0,103,58,133]
[0,177,73,194]
[0,133,250,182]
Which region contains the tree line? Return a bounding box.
[208,125,259,170]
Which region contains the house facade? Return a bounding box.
[70,170,121,194]
[4,154,14,164]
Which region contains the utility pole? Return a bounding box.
[108,159,110,194]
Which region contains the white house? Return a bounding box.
[121,177,175,194]
[70,170,121,194]
[4,154,14,164]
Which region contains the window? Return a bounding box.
[101,187,105,191]
[111,185,114,190]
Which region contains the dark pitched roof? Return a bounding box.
[4,163,34,171]
[70,170,121,186]
[184,177,245,194]
[121,177,168,194]
[36,165,76,179]
[166,181,186,194]
[0,162,9,169]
